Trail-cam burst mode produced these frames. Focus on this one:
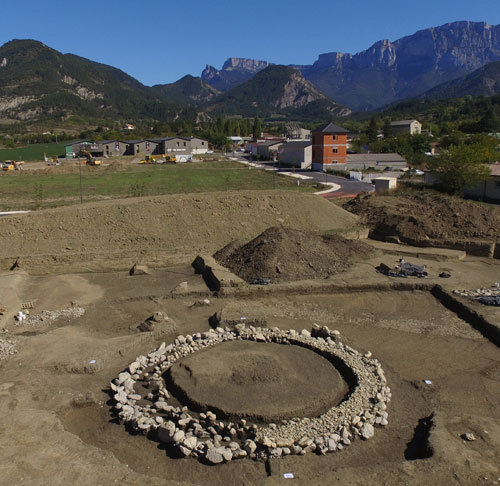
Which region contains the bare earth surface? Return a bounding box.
[214,226,376,282]
[168,340,348,422]
[345,191,500,242]
[0,191,359,274]
[0,191,499,486]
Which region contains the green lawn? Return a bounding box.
[0,161,319,210]
[0,141,69,161]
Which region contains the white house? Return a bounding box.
[390,120,422,135]
[278,141,312,169]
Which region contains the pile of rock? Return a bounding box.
[0,338,16,361]
[19,307,85,326]
[453,285,500,306]
[136,311,172,333]
[110,325,390,463]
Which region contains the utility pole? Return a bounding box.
[79,157,83,204]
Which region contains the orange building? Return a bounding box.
[311,122,348,172]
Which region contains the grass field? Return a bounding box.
[0,161,320,210]
[0,141,68,161]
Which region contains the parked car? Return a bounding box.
[410,168,424,176]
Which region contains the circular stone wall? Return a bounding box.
[110,325,391,463]
[167,340,349,422]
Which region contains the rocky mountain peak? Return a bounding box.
[221,57,271,72]
[201,65,218,81]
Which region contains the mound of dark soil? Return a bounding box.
[214,226,374,283]
[345,192,500,242]
[167,340,348,422]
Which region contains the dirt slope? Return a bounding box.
[0,191,359,273]
[214,226,374,282]
[345,192,500,242]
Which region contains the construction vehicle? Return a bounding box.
[46,156,60,166]
[139,155,157,164]
[79,149,101,167]
[1,160,24,171]
[2,161,13,171]
[139,154,177,164]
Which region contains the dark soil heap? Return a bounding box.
[214,226,374,283]
[167,341,348,422]
[345,191,500,242]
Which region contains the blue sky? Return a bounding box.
[1,0,499,86]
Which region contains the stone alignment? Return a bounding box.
[110,324,390,463]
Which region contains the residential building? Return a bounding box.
[278,141,312,169]
[228,136,243,146]
[284,124,311,140]
[464,163,500,203]
[390,119,422,135]
[345,153,408,171]
[311,122,348,172]
[255,141,283,160]
[98,140,128,157]
[186,137,209,154]
[150,137,188,155]
[126,140,158,156]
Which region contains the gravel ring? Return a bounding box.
[110,325,391,462]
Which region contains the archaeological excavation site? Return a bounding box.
[1,190,500,486]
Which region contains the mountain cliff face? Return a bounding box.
[0,39,183,121]
[201,58,271,91]
[206,21,500,111]
[419,61,500,99]
[299,21,500,110]
[208,65,350,119]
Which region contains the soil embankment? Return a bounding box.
[0,191,359,273]
[345,192,499,249]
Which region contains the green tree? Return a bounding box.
[216,116,224,134]
[429,142,494,194]
[252,117,262,139]
[224,118,233,136]
[382,118,392,139]
[409,134,432,154]
[475,108,500,133]
[366,117,378,143]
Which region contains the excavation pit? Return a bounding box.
[166,340,349,423]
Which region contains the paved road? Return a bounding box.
[229,153,373,198]
[301,171,373,197]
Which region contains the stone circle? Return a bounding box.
[110,324,391,463]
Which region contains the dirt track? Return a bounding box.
[0,191,500,486]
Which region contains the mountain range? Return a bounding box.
[419,60,500,100]
[1,20,500,124]
[0,39,185,122]
[202,21,500,111]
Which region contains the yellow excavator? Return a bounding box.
[139,154,177,164]
[79,149,101,167]
[139,155,157,164]
[1,160,23,171]
[1,160,14,171]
